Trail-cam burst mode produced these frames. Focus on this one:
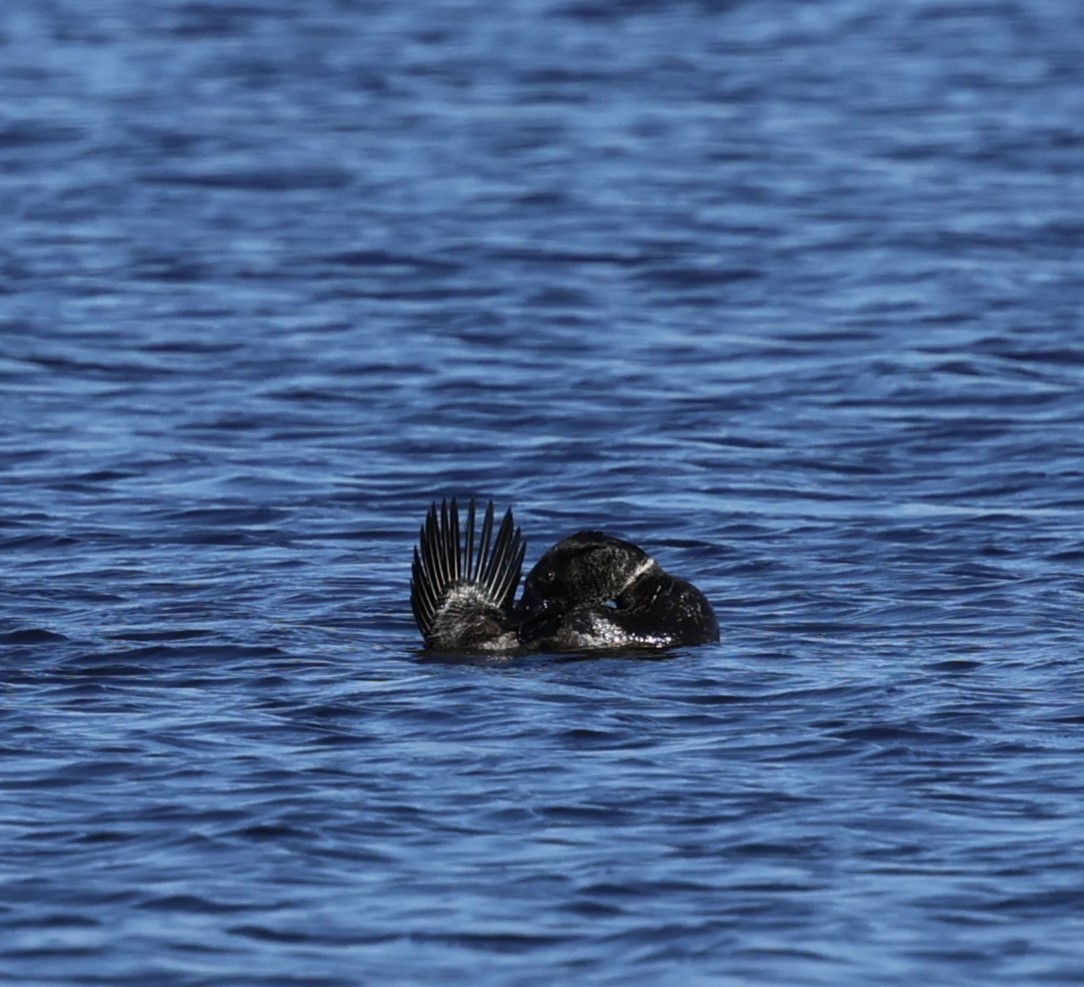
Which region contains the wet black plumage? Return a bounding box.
[410,500,525,650]
[410,500,718,652]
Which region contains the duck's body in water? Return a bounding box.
[410,500,718,652]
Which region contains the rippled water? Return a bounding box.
[3,0,1083,983]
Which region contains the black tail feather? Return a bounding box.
[476,501,495,585]
[410,499,525,644]
[463,501,476,581]
[484,507,525,612]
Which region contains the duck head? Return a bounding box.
[512,531,657,640]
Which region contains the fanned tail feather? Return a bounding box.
[410,499,525,647]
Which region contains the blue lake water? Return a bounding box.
[2,0,1083,983]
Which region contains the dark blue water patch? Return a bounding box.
[0,120,85,148]
[143,166,355,192]
[1,628,70,646]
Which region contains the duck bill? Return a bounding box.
[509,590,563,643]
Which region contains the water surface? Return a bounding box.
[2,1,1083,984]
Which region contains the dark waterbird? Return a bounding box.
[410,500,719,652]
